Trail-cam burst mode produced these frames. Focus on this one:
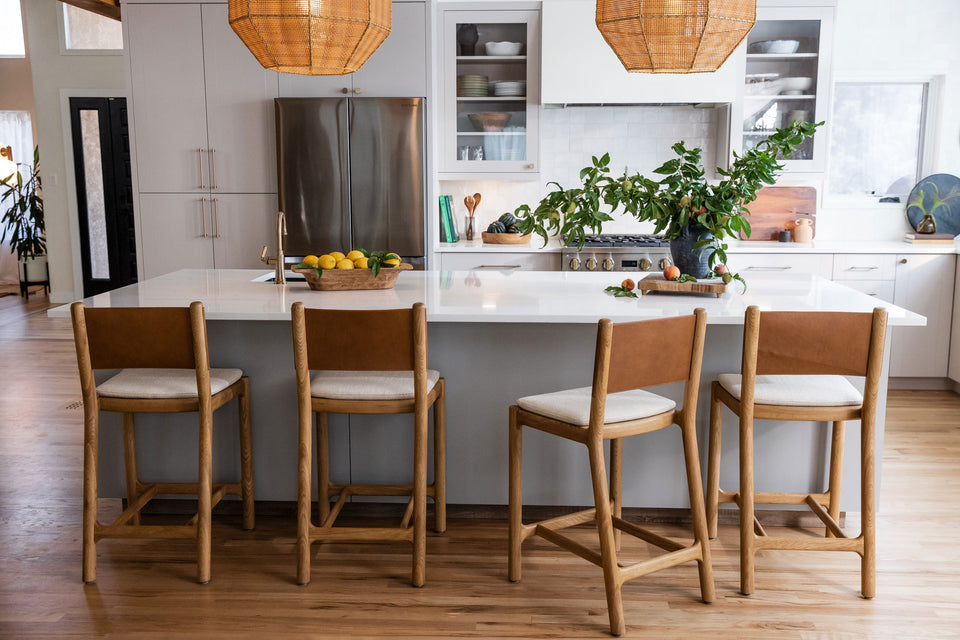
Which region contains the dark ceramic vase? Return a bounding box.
[457,24,479,55]
[669,222,713,279]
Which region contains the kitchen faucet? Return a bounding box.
[260,211,287,285]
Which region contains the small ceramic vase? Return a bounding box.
[793,218,813,243]
[916,213,937,234]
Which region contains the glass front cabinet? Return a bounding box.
[733,5,835,173]
[440,7,540,177]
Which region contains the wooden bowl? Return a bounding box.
[481,232,531,245]
[468,112,511,132]
[292,262,412,291]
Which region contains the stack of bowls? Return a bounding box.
[492,80,526,97]
[457,74,488,97]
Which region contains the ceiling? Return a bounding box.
[59,0,120,21]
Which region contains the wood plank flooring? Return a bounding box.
[1,296,959,638]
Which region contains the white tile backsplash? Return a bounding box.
[441,105,723,235]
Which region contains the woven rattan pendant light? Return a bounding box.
[228,1,391,76]
[596,0,755,73]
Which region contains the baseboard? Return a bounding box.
[137,499,844,529]
[888,377,954,390]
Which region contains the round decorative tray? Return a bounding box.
[292,263,412,291]
[481,232,531,245]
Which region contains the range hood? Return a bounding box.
[541,0,745,105]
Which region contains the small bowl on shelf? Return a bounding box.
[468,112,512,132]
[778,77,814,94]
[748,39,800,54]
[481,232,531,245]
[485,41,523,56]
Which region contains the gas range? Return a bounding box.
[560,234,673,272]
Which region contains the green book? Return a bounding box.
[438,196,451,243]
[444,195,459,242]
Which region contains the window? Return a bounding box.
[62,4,123,52]
[826,82,929,200]
[0,0,26,58]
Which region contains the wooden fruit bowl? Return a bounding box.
[481,232,531,245]
[292,263,412,291]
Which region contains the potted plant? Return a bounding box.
[514,121,820,281]
[1,146,46,284]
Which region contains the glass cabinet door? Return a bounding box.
[442,10,540,176]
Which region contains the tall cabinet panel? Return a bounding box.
[138,194,216,278]
[126,4,208,194]
[211,194,279,269]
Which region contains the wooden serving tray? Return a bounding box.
[292,263,412,291]
[637,275,726,298]
[481,232,531,245]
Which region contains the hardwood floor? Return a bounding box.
[1,296,959,638]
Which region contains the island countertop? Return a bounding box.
[49,268,925,326]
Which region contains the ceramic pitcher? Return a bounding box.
[793,218,813,243]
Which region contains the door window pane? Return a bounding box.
[0,0,26,57]
[64,5,123,50]
[80,110,110,279]
[827,83,926,197]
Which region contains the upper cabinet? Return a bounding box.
[278,2,428,99]
[540,0,744,104]
[439,5,541,177]
[126,3,278,194]
[731,4,835,173]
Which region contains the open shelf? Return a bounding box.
[457,96,526,102]
[746,53,818,61]
[456,55,526,63]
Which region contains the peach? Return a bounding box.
[621,278,635,291]
[663,265,681,281]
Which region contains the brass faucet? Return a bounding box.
[260,211,287,285]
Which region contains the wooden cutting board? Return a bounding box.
[739,186,817,241]
[637,275,726,298]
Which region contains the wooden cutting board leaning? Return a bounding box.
[738,186,817,241]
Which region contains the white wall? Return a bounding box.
[22,0,128,301]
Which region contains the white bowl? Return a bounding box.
[748,39,800,54]
[778,77,814,93]
[485,41,523,56]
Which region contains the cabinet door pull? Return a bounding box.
[847,265,879,271]
[211,198,221,238]
[745,265,791,271]
[899,258,908,264]
[197,148,206,190]
[354,87,362,94]
[478,264,522,269]
[209,148,218,190]
[341,87,349,94]
[199,198,208,238]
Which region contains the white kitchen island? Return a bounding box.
[50,269,924,512]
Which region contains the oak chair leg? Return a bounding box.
[862,415,876,598]
[238,377,255,531]
[121,413,140,527]
[739,413,755,596]
[706,385,723,540]
[588,437,625,637]
[679,420,715,604]
[433,380,447,534]
[826,420,845,538]
[508,406,523,583]
[317,412,330,525]
[82,408,98,584]
[197,410,213,584]
[296,408,313,585]
[412,404,428,587]
[610,438,622,551]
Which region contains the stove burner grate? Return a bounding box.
[562,233,670,248]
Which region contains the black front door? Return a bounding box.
[70,97,137,296]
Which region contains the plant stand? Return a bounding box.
[19,259,49,300]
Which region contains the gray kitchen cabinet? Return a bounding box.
[891,254,957,378]
[439,251,559,271]
[126,3,278,194]
[138,193,277,279]
[950,258,960,383]
[278,2,428,99]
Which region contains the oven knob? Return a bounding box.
[601,258,615,271]
[585,257,598,271]
[659,258,671,270]
[639,258,652,271]
[568,257,581,271]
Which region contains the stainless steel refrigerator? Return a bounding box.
[275,97,425,264]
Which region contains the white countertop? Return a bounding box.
[434,236,564,253]
[49,269,925,326]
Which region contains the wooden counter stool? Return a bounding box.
[705,305,888,597]
[291,301,445,587]
[71,301,254,584]
[508,310,714,637]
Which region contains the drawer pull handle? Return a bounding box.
[478,264,522,269]
[847,266,879,271]
[745,265,791,271]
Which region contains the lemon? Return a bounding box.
[384,252,401,267]
[336,258,354,270]
[346,249,364,262]
[318,255,337,270]
[302,254,320,267]
[330,251,346,262]
[353,256,369,269]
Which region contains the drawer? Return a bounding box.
[834,279,894,303]
[724,253,833,279]
[832,254,897,281]
[439,252,560,272]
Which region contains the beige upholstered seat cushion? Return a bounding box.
[517,386,676,426]
[718,373,862,407]
[97,368,243,399]
[310,370,440,401]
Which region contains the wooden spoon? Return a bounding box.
[473,193,482,210]
[464,195,476,218]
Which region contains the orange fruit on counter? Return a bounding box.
[335,259,354,269]
[663,265,681,281]
[302,254,320,267]
[621,278,635,291]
